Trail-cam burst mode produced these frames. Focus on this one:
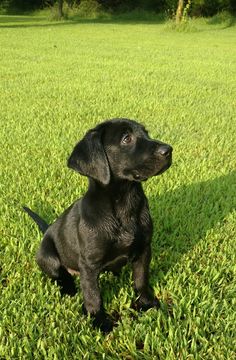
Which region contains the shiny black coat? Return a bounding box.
[30,118,172,332]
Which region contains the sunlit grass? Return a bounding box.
[0,14,235,359]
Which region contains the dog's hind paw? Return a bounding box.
[57,279,77,297]
[92,311,114,334]
[132,296,160,312]
[61,284,77,297]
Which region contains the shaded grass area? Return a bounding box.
[0,10,235,29]
[0,14,236,359]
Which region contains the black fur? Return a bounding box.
[24,118,172,333]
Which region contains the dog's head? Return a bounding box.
[68,118,172,185]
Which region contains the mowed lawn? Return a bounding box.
[0,15,236,359]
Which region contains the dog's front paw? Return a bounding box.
[132,295,160,312]
[92,310,114,334]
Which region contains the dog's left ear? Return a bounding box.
[67,128,110,185]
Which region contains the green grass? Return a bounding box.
[0,14,236,359]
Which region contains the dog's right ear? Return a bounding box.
[67,128,110,185]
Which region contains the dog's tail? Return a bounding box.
[23,206,49,234]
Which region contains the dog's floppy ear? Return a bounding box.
[67,128,110,185]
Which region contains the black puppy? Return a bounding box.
[24,118,172,333]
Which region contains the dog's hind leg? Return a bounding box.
[36,235,77,296]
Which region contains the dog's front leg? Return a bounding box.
[132,245,160,311]
[80,264,113,333]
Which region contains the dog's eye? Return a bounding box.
[121,134,132,144]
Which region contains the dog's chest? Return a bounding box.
[102,211,142,273]
[110,200,141,250]
[88,190,150,272]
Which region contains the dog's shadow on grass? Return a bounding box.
[100,171,236,307]
[149,170,236,278]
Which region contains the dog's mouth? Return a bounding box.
[132,173,147,181]
[131,157,172,182]
[155,158,172,176]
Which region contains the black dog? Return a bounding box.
[24,118,172,333]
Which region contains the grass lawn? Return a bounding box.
[0,14,236,359]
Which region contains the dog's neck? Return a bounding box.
[88,178,143,199]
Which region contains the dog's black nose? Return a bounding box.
[157,145,172,157]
